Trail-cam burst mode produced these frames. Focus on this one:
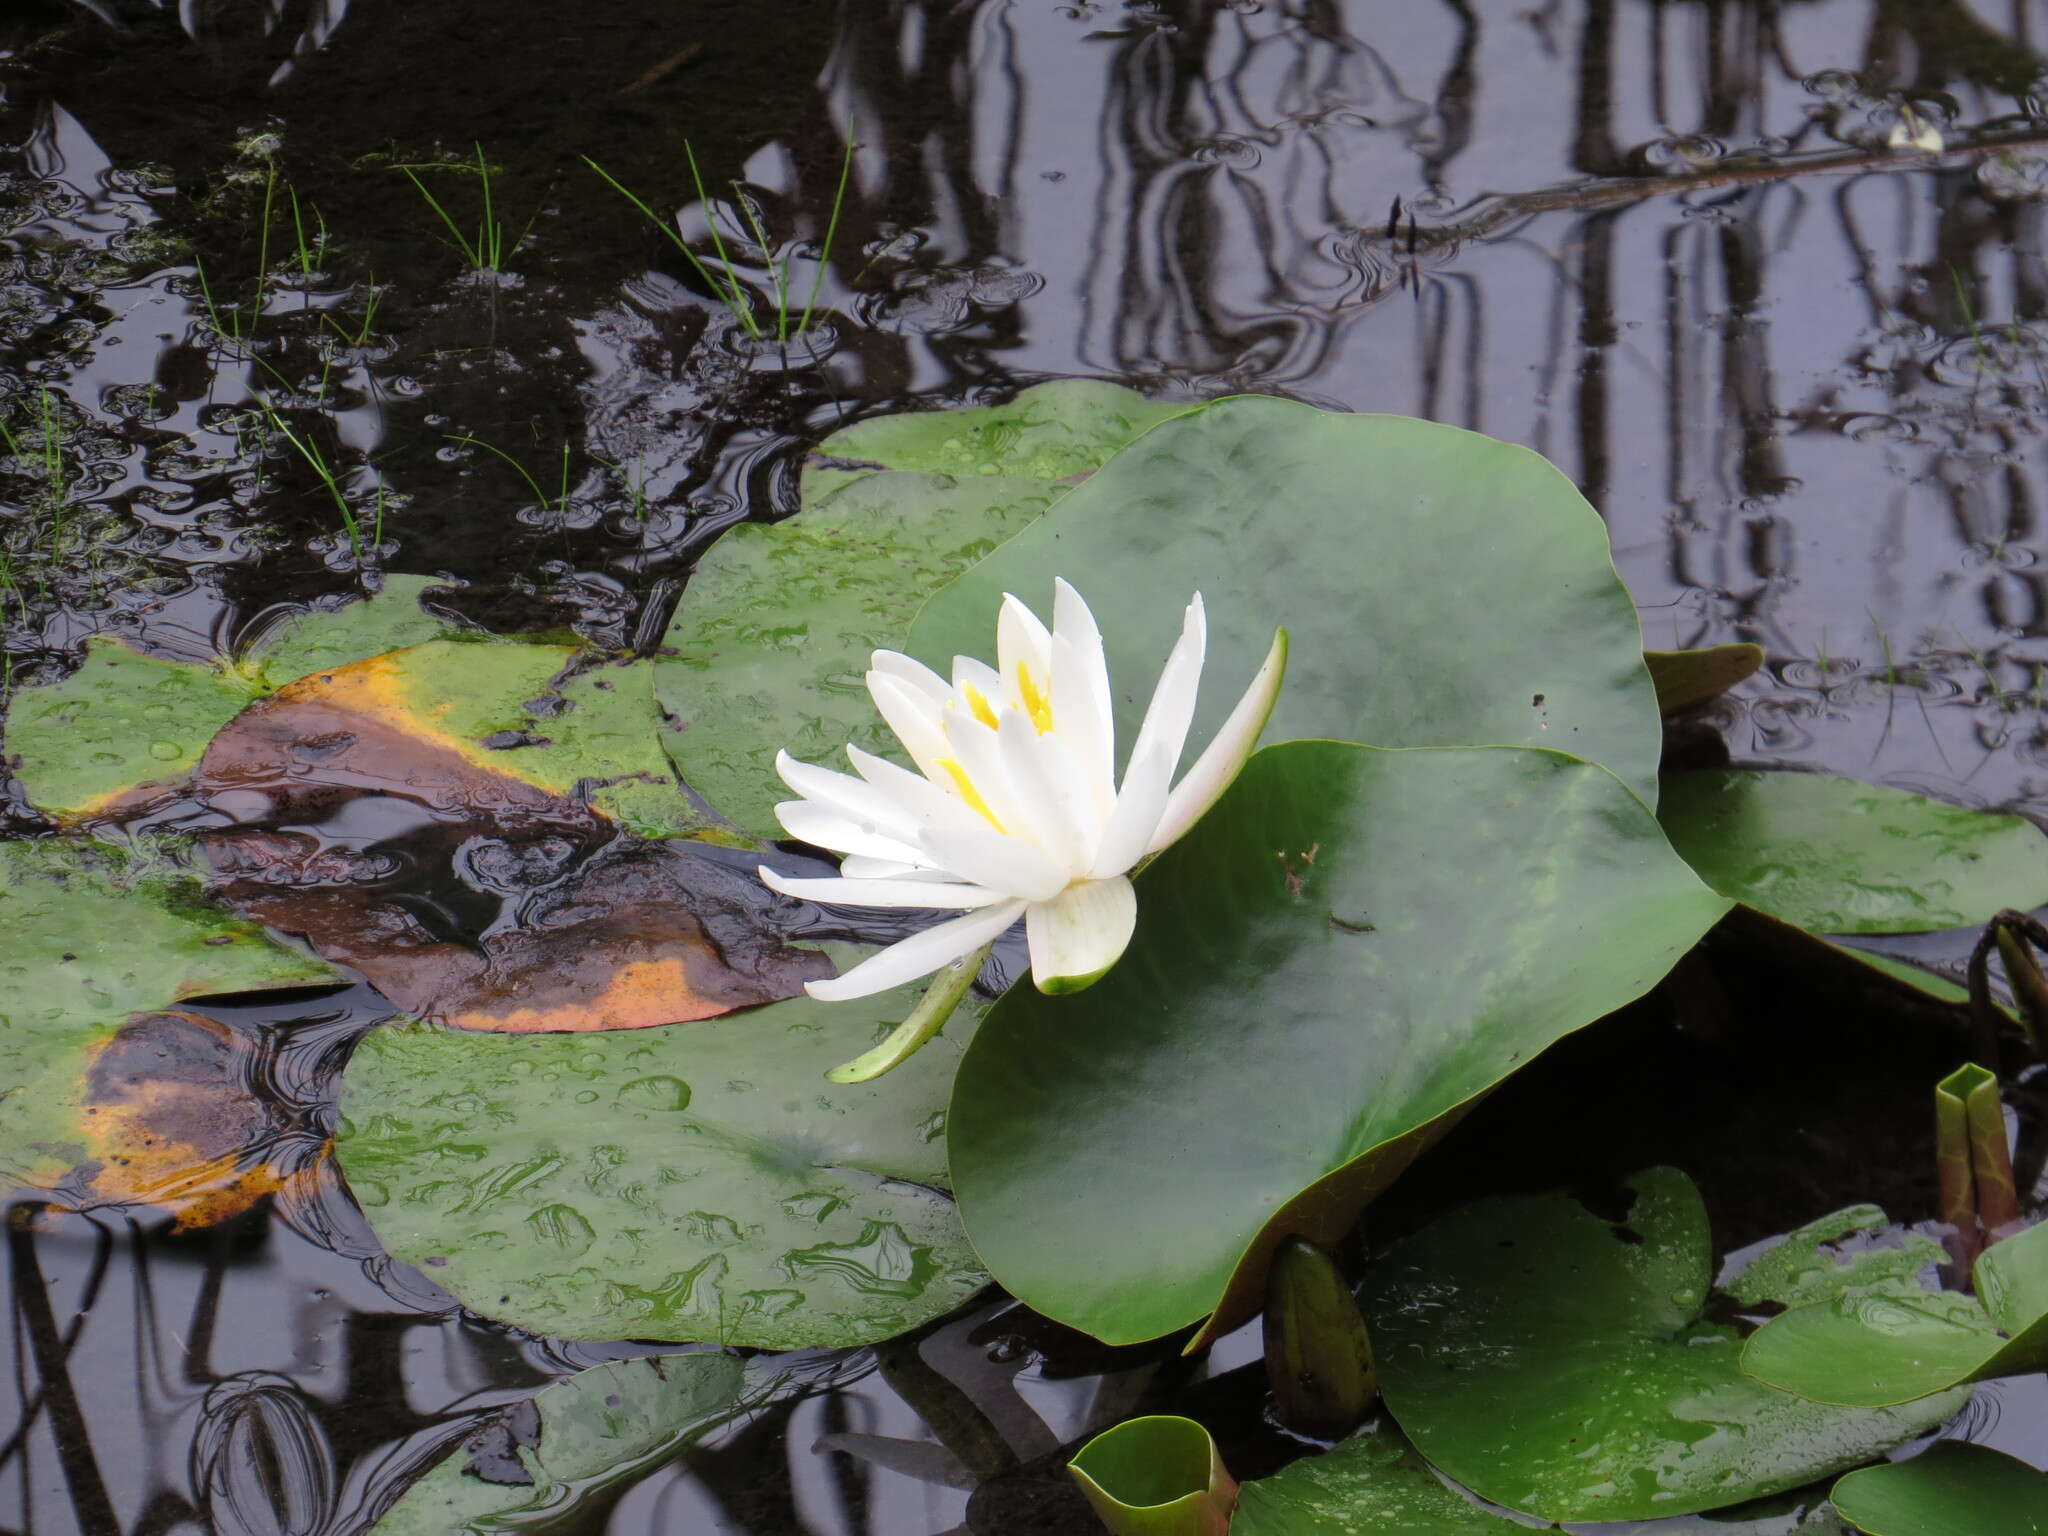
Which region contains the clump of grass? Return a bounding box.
[0,385,73,597]
[396,143,527,274]
[446,433,574,515]
[584,127,858,346]
[251,399,385,563]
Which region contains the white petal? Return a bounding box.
[1122,594,1207,787]
[996,707,1093,873]
[918,816,1070,901]
[949,654,1006,715]
[867,671,953,782]
[1052,580,1115,804]
[840,855,969,882]
[1087,738,1176,878]
[940,707,1034,835]
[806,900,1027,1002]
[774,800,927,866]
[844,743,1027,848]
[870,649,952,705]
[996,592,1054,711]
[758,868,1008,910]
[1149,625,1289,855]
[775,751,924,843]
[1025,876,1137,994]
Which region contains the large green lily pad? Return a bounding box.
[335,950,989,1348]
[372,1351,771,1534]
[1742,1216,2048,1407]
[1360,1168,1965,1523]
[909,398,1664,805]
[947,742,1729,1348]
[798,377,1189,503]
[1234,1428,1523,1535]
[1658,770,2048,933]
[1830,1443,2048,1535]
[0,837,339,1211]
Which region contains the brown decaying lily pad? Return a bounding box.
[196,665,831,1032]
[71,1009,313,1230]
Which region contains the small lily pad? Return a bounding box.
[371,1352,773,1534]
[1658,770,2048,933]
[1742,1217,2048,1407]
[0,837,339,1216]
[335,949,988,1347]
[241,574,470,688]
[1830,1442,2048,1535]
[1361,1168,1966,1523]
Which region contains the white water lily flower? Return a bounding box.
[759,579,1287,1002]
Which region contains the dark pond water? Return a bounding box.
[5,2,2048,1532]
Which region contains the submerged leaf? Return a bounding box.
[948,742,1728,1348]
[1658,770,2048,933]
[912,398,1664,804]
[1361,1168,1965,1522]
[1645,643,1765,714]
[1829,1442,2048,1535]
[0,837,339,1219]
[335,949,988,1348]
[371,1352,771,1534]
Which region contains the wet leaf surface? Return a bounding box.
[7,636,261,820]
[7,578,474,823]
[1232,1426,1535,1534]
[1360,1168,1965,1523]
[910,397,1665,806]
[335,947,989,1347]
[797,377,1189,504]
[0,836,339,1217]
[1829,1442,2048,1535]
[1742,1216,2048,1407]
[658,381,1201,842]
[947,742,1729,1348]
[1658,770,2048,933]
[370,1352,772,1534]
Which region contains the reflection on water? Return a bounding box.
[5,0,2048,1531]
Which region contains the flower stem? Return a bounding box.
[826,941,994,1084]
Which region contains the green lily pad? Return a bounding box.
[1360,1168,1966,1523]
[799,377,1189,504]
[335,949,989,1348]
[1658,770,2048,933]
[910,398,1664,805]
[6,638,260,819]
[240,574,470,688]
[6,578,475,821]
[657,472,1069,841]
[1742,1216,2048,1407]
[947,742,1729,1348]
[1830,1443,2048,1536]
[371,1351,771,1534]
[0,837,339,1207]
[1234,1429,1524,1534]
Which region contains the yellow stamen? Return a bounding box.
[937,758,1005,830]
[1015,662,1054,733]
[961,683,1000,730]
